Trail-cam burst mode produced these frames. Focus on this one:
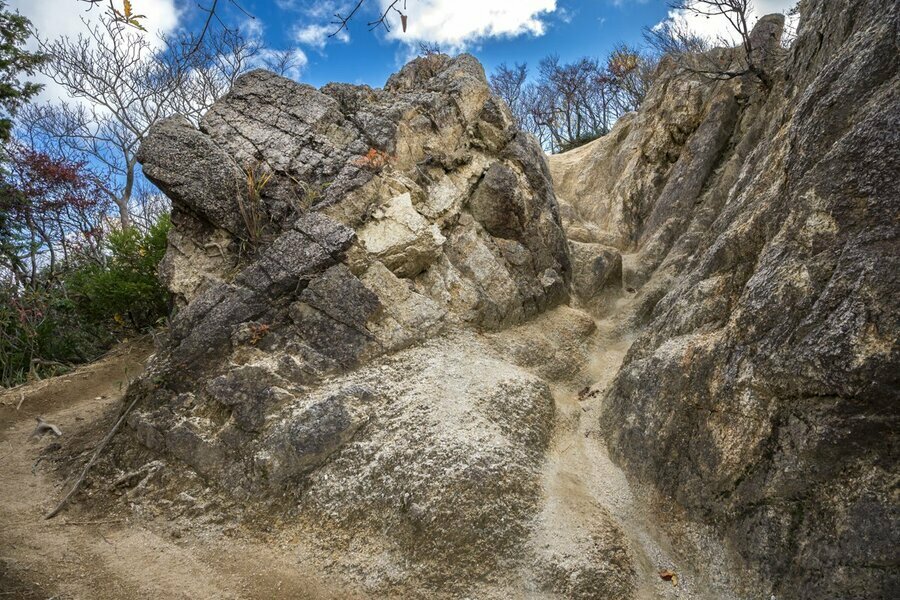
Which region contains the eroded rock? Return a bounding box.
[129,53,576,596]
[546,4,899,598]
[121,4,899,597]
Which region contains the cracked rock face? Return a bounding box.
[549,2,899,598]
[131,54,576,595]
[136,53,574,385]
[124,2,897,597]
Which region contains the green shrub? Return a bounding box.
[0,280,112,385]
[66,214,170,330]
[0,214,171,387]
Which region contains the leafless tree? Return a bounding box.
[128,178,170,232]
[606,44,658,113]
[662,0,774,87]
[489,63,528,124]
[78,0,406,48]
[642,18,711,57]
[27,16,260,229]
[490,48,661,154]
[168,28,264,117]
[530,56,619,152]
[780,5,799,49]
[262,48,304,79]
[75,0,258,52]
[417,41,441,56]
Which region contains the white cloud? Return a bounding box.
[378,0,558,51]
[556,6,576,24]
[11,0,180,46]
[241,15,266,40]
[660,0,799,45]
[293,23,349,48]
[10,0,181,103]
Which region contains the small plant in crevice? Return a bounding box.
[239,161,272,251]
[287,176,331,214]
[355,148,392,172]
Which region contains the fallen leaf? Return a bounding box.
[659,569,679,586]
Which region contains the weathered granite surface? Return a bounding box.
[549,2,899,598]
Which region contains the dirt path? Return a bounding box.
[0,339,363,600]
[0,301,751,599]
[534,292,753,600]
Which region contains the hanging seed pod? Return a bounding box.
[401,14,408,33]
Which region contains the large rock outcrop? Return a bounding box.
[130,54,592,596]
[118,1,898,598]
[550,2,899,598]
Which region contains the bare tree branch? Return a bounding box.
[368,0,404,33]
[331,0,410,38]
[31,16,260,228]
[331,0,368,38]
[662,0,775,88]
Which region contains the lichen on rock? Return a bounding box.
[118,3,899,597]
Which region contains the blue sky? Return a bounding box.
[231,1,673,88]
[15,0,797,95]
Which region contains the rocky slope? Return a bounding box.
[131,52,608,597]
[551,1,899,597]
[112,0,898,598]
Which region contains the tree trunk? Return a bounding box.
[115,197,131,229]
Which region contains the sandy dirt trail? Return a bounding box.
[536,291,754,600]
[0,298,751,599]
[0,339,363,600]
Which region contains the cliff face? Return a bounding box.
[550,1,899,597]
[131,54,613,597]
[121,1,898,598]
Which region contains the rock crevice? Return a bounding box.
[122,3,899,598]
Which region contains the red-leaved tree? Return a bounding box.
[0,143,109,290]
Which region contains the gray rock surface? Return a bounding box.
[122,3,899,598]
[130,53,580,597]
[568,241,622,303]
[137,116,248,236]
[548,2,899,598]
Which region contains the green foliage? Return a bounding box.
[67,214,170,330]
[0,0,47,143]
[0,282,104,383]
[0,215,171,387]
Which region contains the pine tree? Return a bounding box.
[0,0,46,142]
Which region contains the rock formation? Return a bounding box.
[120,0,898,598]
[132,53,590,595]
[552,2,899,597]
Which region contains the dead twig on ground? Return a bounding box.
[29,418,62,440]
[45,394,141,519]
[57,518,124,526]
[110,460,164,499]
